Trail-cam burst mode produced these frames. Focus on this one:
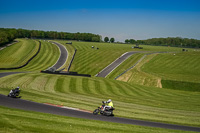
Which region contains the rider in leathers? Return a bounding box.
[103,99,114,111]
[10,86,21,97]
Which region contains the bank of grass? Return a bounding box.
[139,44,185,52]
[0,40,60,72]
[0,73,199,127]
[1,106,192,133]
[0,39,39,68]
[54,41,185,76]
[61,41,145,76]
[20,40,60,71]
[140,52,200,91]
[161,80,200,92]
[117,51,200,89]
[117,53,162,87]
[142,52,200,83]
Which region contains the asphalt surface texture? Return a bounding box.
[0,94,200,132]
[97,51,139,77]
[0,72,22,78]
[51,41,68,70]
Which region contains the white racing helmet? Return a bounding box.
[107,99,112,103]
[16,86,20,90]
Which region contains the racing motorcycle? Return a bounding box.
[93,101,115,116]
[7,89,21,98]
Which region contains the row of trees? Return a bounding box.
[104,37,115,43]
[125,39,136,44]
[124,37,200,48]
[0,28,18,46]
[142,37,200,48]
[1,28,199,48]
[0,28,102,46]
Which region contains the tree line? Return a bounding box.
[0,28,102,46]
[1,28,199,48]
[125,37,200,48]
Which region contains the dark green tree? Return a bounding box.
[130,39,136,44]
[110,38,115,43]
[125,39,130,43]
[104,37,109,42]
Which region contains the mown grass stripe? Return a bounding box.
[44,76,57,92]
[102,80,120,96]
[87,79,98,94]
[113,81,131,96]
[55,77,65,93]
[69,77,77,93]
[82,78,91,94]
[93,79,103,94]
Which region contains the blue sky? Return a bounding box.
[0,0,200,41]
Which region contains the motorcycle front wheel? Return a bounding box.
[93,109,99,115]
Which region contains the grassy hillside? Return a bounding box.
[141,52,200,91]
[58,41,144,75]
[54,41,185,77]
[0,40,199,132]
[20,40,60,71]
[0,73,199,127]
[142,52,200,82]
[1,106,191,133]
[0,39,39,68]
[117,53,163,87]
[116,51,200,90]
[0,40,60,72]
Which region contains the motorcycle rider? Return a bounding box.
[9,86,20,96]
[14,86,21,94]
[103,99,114,111]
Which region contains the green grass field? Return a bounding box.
[20,40,60,71]
[143,52,200,91]
[117,51,200,91]
[0,39,39,68]
[142,52,200,82]
[0,39,200,132]
[54,41,187,76]
[0,73,199,127]
[1,106,193,133]
[0,39,60,72]
[117,53,164,87]
[57,41,145,75]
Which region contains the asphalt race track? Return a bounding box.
[0,72,22,78]
[0,94,200,132]
[97,51,139,77]
[50,41,68,70]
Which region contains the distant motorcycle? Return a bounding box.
[93,101,115,116]
[7,89,21,98]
